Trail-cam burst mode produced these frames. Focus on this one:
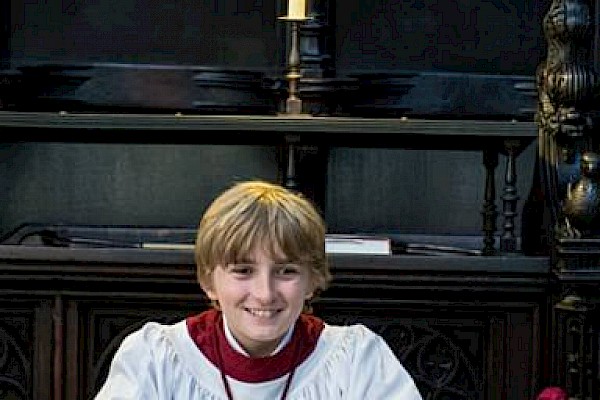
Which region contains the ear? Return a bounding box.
[306,275,320,299]
[199,271,218,301]
[202,284,218,301]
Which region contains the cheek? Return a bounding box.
[202,272,235,302]
[286,280,311,301]
[213,280,240,298]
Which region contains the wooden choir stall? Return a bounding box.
[0,0,599,399]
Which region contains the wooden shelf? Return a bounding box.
[0,244,547,267]
[0,111,537,149]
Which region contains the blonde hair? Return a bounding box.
[195,180,331,294]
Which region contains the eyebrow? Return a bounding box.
[231,257,293,264]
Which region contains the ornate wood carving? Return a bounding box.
[86,308,488,399]
[0,315,33,400]
[321,312,492,400]
[77,304,199,399]
[0,247,548,399]
[537,1,600,396]
[554,294,599,400]
[537,0,599,240]
[381,324,482,399]
[501,141,519,252]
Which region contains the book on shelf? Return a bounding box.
[325,234,392,255]
[141,234,392,255]
[142,242,194,250]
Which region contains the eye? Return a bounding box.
[275,263,301,276]
[229,264,254,276]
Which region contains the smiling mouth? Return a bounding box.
[245,308,282,318]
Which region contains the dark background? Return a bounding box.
[0,0,544,239]
[7,0,545,73]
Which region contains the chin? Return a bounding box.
[249,327,286,341]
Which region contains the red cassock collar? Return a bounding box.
[536,387,568,400]
[187,309,324,383]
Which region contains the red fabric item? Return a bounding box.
[536,387,568,400]
[186,309,324,383]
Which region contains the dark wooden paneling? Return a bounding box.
[0,0,8,69]
[79,301,542,400]
[0,247,552,399]
[0,114,537,241]
[316,305,526,400]
[0,298,53,400]
[326,144,537,236]
[8,0,279,69]
[0,143,279,239]
[65,298,207,400]
[335,0,546,75]
[1,0,542,119]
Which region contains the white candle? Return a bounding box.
[288,0,305,19]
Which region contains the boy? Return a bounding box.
[96,180,422,399]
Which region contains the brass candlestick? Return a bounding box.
[278,15,309,116]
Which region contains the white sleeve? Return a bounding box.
[94,325,163,400]
[348,326,423,400]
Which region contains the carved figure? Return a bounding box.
[562,152,600,237]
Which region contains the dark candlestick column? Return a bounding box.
[300,0,335,78]
[292,0,357,116]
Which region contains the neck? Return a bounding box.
[187,309,325,383]
[222,315,295,357]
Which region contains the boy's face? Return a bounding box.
[202,246,314,357]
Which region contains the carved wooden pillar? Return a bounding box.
[482,149,498,255]
[537,0,598,238]
[278,134,329,214]
[282,134,300,191]
[53,295,64,400]
[554,287,599,400]
[537,0,600,397]
[500,140,520,252]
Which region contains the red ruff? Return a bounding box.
[187,309,324,383]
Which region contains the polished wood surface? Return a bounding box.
[0,111,535,145]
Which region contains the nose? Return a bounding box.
[252,272,276,304]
